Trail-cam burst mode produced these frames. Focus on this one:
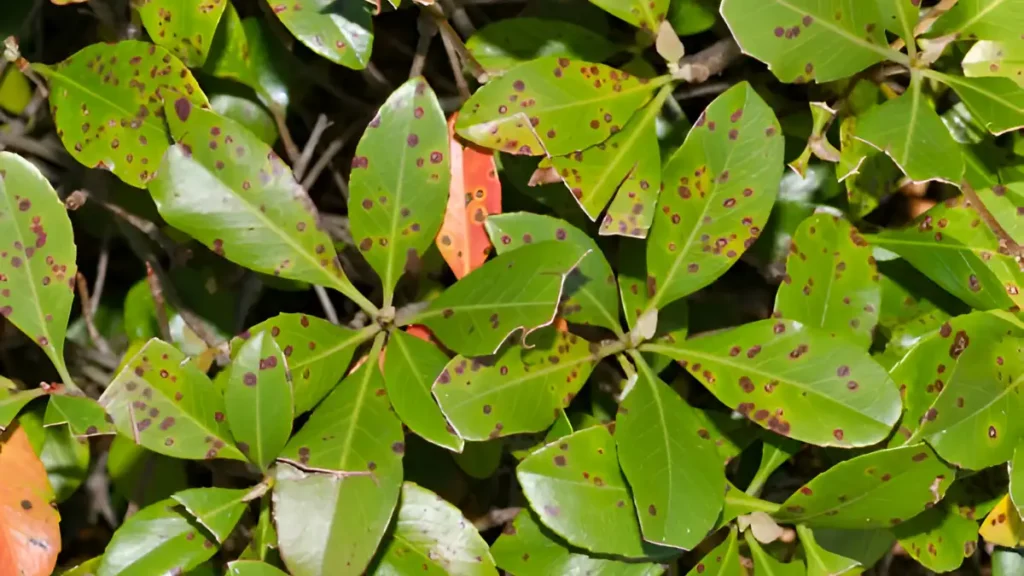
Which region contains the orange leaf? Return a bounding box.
[437,113,502,279]
[0,426,60,576]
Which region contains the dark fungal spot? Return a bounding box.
[392,442,405,454]
[648,504,657,516]
[554,455,566,466]
[20,500,32,510]
[949,331,969,359]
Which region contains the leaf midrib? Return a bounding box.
[947,0,1009,35]
[439,350,593,412]
[482,74,670,124]
[772,0,903,63]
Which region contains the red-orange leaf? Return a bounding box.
[0,426,60,576]
[437,113,502,279]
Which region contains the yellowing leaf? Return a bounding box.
[980,494,1024,547]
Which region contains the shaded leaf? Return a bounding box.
[268,0,374,69]
[134,0,227,67]
[1013,444,1024,516]
[745,530,805,576]
[685,528,741,576]
[203,2,252,85]
[98,339,245,462]
[930,0,1024,43]
[34,41,208,188]
[274,461,402,576]
[372,482,497,575]
[486,212,620,332]
[152,98,372,312]
[210,92,278,147]
[797,526,863,576]
[452,439,503,479]
[773,213,881,348]
[172,487,249,544]
[0,386,45,431]
[107,435,188,508]
[615,353,724,549]
[963,40,1024,87]
[647,82,784,310]
[455,57,664,157]
[892,502,979,573]
[241,17,299,113]
[384,329,463,452]
[773,444,953,528]
[351,78,449,300]
[788,102,839,177]
[438,115,501,279]
[227,561,290,576]
[0,152,77,381]
[416,240,587,357]
[433,328,597,441]
[466,18,620,76]
[97,498,217,576]
[721,0,891,83]
[39,425,88,503]
[668,0,717,36]
[43,394,115,437]
[225,331,293,469]
[589,0,667,31]
[644,319,902,447]
[938,73,1024,135]
[0,426,60,576]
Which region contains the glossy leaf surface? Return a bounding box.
[417,241,586,357]
[963,40,1024,87]
[644,319,902,447]
[384,330,463,452]
[135,0,227,67]
[466,18,620,76]
[939,74,1024,135]
[350,78,449,298]
[892,503,979,573]
[171,487,248,543]
[1013,444,1024,516]
[0,426,60,576]
[590,0,667,31]
[685,528,741,576]
[35,41,208,188]
[97,498,217,576]
[931,0,1024,42]
[0,386,45,431]
[647,82,784,310]
[225,332,293,469]
[269,0,374,69]
[99,339,245,461]
[43,394,115,437]
[455,57,662,157]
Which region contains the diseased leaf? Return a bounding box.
[241,17,298,113]
[134,0,227,67]
[589,0,667,31]
[937,73,1024,135]
[97,498,218,576]
[371,482,498,575]
[644,319,902,447]
[466,18,620,76]
[210,92,278,147]
[980,494,1024,546]
[773,213,881,348]
[268,0,374,69]
[43,394,115,437]
[279,361,403,474]
[274,461,401,576]
[615,353,725,549]
[433,329,597,441]
[203,2,252,85]
[854,73,965,183]
[0,386,45,431]
[892,502,979,573]
[33,41,209,188]
[930,0,1024,43]
[647,82,784,310]
[0,152,77,382]
[0,426,60,576]
[517,425,653,557]
[416,241,587,357]
[963,40,1024,87]
[745,531,805,576]
[232,314,367,415]
[455,58,665,156]
[225,331,293,469]
[491,509,665,576]
[438,115,501,280]
[151,98,373,313]
[384,330,463,452]
[685,528,741,576]
[486,213,620,332]
[351,78,449,300]
[171,487,249,544]
[227,561,290,576]
[98,339,245,462]
[773,444,954,528]
[878,0,920,51]
[721,0,891,83]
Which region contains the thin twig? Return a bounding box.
[273,111,302,165]
[91,237,110,316]
[75,272,113,357]
[473,507,521,531]
[294,114,330,180]
[409,12,437,79]
[302,138,345,190]
[314,285,341,325]
[145,262,172,342]
[675,37,743,83]
[439,29,471,100]
[424,3,488,82]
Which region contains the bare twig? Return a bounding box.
[85,450,119,529]
[675,37,743,84]
[439,29,471,100]
[273,111,302,165]
[294,113,331,180]
[314,285,341,325]
[674,81,732,101]
[302,138,345,190]
[145,262,172,342]
[424,3,488,82]
[473,507,521,531]
[91,237,110,316]
[75,272,113,357]
[409,12,438,79]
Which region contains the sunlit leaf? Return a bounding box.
[0,385,45,431]
[210,92,278,146]
[930,0,1024,43]
[0,426,60,576]
[980,494,1024,546]
[225,331,293,469]
[203,2,252,85]
[685,528,741,576]
[589,0,667,31]
[268,0,374,69]
[43,394,115,437]
[466,18,620,76]
[937,73,1024,135]
[963,40,1024,87]
[384,330,463,452]
[745,530,805,576]
[172,487,249,543]
[97,497,218,576]
[134,0,227,67]
[892,502,979,573]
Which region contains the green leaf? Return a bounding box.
[963,40,1024,87]
[467,18,620,77]
[745,531,806,576]
[809,527,895,573]
[1013,444,1024,516]
[486,213,620,332]
[491,509,666,576]
[773,444,954,528]
[107,435,189,508]
[879,0,920,50]
[384,330,463,452]
[241,17,300,113]
[668,0,718,36]
[892,502,979,573]
[615,352,724,549]
[227,561,290,576]
[934,73,1024,135]
[995,549,1024,576]
[788,103,840,177]
[151,98,373,313]
[350,77,449,302]
[134,0,227,67]
[203,2,252,85]
[685,528,741,576]
[433,328,597,441]
[721,0,893,83]
[225,331,293,469]
[647,82,784,310]
[0,152,77,382]
[0,386,45,431]
[773,213,881,348]
[854,73,965,183]
[517,425,652,557]
[930,0,1024,43]
[372,482,498,575]
[97,498,218,576]
[796,526,863,576]
[869,189,1024,312]
[210,92,278,146]
[33,41,209,188]
[268,0,374,69]
[416,241,587,357]
[280,360,404,474]
[172,487,249,543]
[62,557,101,576]
[455,58,665,157]
[232,314,367,415]
[40,423,89,503]
[43,394,115,437]
[643,319,902,447]
[452,439,503,479]
[274,460,402,576]
[747,436,802,497]
[98,338,245,462]
[589,0,667,30]
[239,495,277,561]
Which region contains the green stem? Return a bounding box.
[731,492,783,515]
[332,279,378,318]
[367,330,387,368]
[53,356,82,395]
